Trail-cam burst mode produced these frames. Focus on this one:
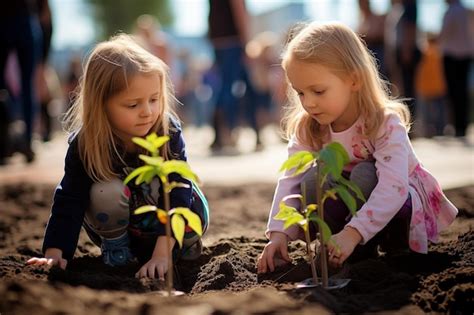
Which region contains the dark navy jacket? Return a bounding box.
[42,123,192,260]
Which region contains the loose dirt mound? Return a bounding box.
[0,183,473,314]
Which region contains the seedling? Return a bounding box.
[124,133,203,296]
[274,142,365,289]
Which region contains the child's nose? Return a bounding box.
[142,103,152,116]
[303,97,317,109]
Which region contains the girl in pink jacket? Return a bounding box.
[257,22,458,273]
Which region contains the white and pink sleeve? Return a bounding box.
[265,137,312,241]
[346,114,411,244]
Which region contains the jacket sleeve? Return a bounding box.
[265,137,313,241]
[168,121,193,211]
[42,139,93,260]
[346,114,410,244]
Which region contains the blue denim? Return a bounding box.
[100,232,134,266]
[213,44,245,128]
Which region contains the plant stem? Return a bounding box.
[304,225,319,286]
[316,165,329,288]
[163,185,173,296]
[301,182,318,286]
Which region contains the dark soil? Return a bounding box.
[0,183,473,314]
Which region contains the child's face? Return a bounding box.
[285,58,359,132]
[106,73,161,146]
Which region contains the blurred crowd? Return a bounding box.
[0,0,473,165]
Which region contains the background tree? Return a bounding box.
[85,0,173,39]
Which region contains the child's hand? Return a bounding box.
[26,248,67,270]
[135,236,173,280]
[257,231,292,274]
[327,226,362,268]
[136,255,169,280]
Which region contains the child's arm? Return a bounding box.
[42,138,93,261]
[135,236,175,279]
[265,137,312,241]
[346,114,411,245]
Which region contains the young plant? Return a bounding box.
[274,142,365,288]
[123,133,203,296]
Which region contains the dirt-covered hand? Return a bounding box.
[257,231,291,274]
[327,226,362,268]
[135,256,169,280]
[26,248,67,270]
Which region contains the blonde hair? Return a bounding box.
[281,22,410,149]
[64,34,178,182]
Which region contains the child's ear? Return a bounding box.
[349,71,362,91]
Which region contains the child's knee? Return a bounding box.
[349,161,377,199]
[86,179,130,238]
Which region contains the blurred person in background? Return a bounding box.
[439,0,473,138]
[357,0,387,78]
[395,0,421,134]
[207,0,250,152]
[415,33,447,138]
[384,0,404,94]
[244,31,279,151]
[134,14,171,66]
[0,0,42,163]
[63,55,82,111]
[36,0,54,142]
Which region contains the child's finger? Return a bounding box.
[158,265,165,281]
[147,264,156,279]
[26,257,40,265]
[266,253,275,272]
[59,258,68,270]
[136,266,146,278]
[257,254,267,274]
[280,244,291,262]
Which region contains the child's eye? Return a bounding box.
[127,104,137,108]
[150,98,158,103]
[313,90,325,95]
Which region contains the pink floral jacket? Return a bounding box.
[266,113,458,253]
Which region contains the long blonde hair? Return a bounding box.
[64,34,178,182]
[281,22,410,149]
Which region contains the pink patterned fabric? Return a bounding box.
[266,113,458,253]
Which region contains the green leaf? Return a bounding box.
[338,176,366,203]
[151,135,170,150]
[123,165,154,185]
[279,151,316,175]
[326,142,349,165]
[308,214,333,244]
[275,202,298,220]
[142,170,156,184]
[132,137,157,154]
[135,167,154,185]
[172,207,203,236]
[325,189,338,200]
[306,203,317,215]
[171,214,185,248]
[139,155,164,167]
[133,205,158,215]
[283,213,305,229]
[162,160,198,183]
[334,185,357,214]
[319,148,342,180]
[165,181,191,193]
